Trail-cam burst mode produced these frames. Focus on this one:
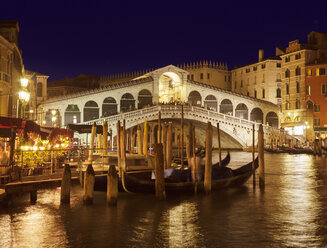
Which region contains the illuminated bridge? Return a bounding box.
[39,65,285,148]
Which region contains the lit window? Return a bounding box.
[316,68,320,76]
[307,69,312,76]
[306,85,311,95]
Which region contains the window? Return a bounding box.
[295,67,301,76]
[187,75,190,80]
[261,64,266,69]
[191,75,194,80]
[320,68,326,75]
[200,73,203,79]
[262,89,265,98]
[277,63,281,68]
[285,69,290,78]
[286,84,289,95]
[285,102,290,110]
[307,101,313,110]
[295,100,300,109]
[246,68,250,73]
[247,91,249,96]
[307,69,312,76]
[285,56,290,62]
[314,104,320,112]
[254,90,257,98]
[295,53,301,60]
[276,88,281,98]
[306,85,311,95]
[240,80,243,88]
[277,73,281,81]
[296,82,300,93]
[253,66,257,71]
[37,83,43,97]
[322,83,326,94]
[228,76,230,82]
[314,119,320,126]
[224,76,227,81]
[234,81,237,89]
[207,73,210,79]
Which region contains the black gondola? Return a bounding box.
[121,156,258,194]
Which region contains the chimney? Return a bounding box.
[258,49,264,62]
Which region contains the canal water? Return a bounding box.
[0,152,327,248]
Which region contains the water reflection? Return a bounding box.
[0,152,326,247]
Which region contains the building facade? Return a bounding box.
[305,61,327,139]
[25,70,49,121]
[0,21,24,118]
[231,49,282,107]
[279,31,327,140]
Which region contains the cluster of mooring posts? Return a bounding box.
[4,106,266,206]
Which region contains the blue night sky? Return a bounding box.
[3,0,327,81]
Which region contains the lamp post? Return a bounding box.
[17,78,30,119]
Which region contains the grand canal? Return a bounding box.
[0,152,326,248]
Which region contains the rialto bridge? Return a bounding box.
[38,65,288,148]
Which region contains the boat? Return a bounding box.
[173,151,230,167]
[121,157,258,194]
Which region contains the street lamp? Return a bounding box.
[17,78,30,118]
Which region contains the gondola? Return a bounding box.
[322,146,327,151]
[122,156,258,194]
[173,151,230,167]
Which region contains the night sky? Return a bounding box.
[3,0,327,81]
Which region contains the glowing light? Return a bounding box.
[20,78,29,87]
[51,110,57,115]
[52,116,57,122]
[19,91,30,102]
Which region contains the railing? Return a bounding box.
[83,105,280,134]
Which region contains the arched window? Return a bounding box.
[296,100,300,109]
[307,101,313,110]
[296,82,300,93]
[84,101,99,122]
[285,69,290,78]
[262,89,265,98]
[295,66,301,76]
[188,91,202,106]
[276,88,281,98]
[286,84,289,95]
[235,103,248,120]
[285,101,290,110]
[138,89,153,109]
[102,97,117,117]
[204,95,217,111]
[254,90,257,98]
[120,93,135,112]
[37,83,43,97]
[219,99,233,115]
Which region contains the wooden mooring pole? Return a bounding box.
[60,163,71,204]
[137,125,142,155]
[161,123,167,168]
[252,124,256,187]
[158,111,161,144]
[107,165,118,205]
[103,121,108,156]
[258,124,265,189]
[84,122,97,204]
[154,143,166,200]
[181,105,184,167]
[204,122,213,194]
[166,122,173,168]
[143,121,148,155]
[217,122,222,167]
